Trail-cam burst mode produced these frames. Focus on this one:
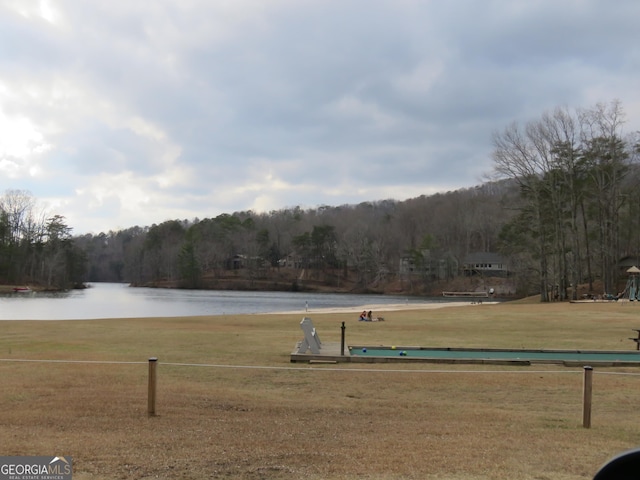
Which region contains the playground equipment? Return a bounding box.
[622,266,640,301]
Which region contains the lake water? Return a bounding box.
[0,282,457,320]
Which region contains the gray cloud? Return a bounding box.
[0,0,639,234]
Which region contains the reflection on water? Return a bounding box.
[0,282,455,320]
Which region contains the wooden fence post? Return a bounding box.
[148,357,158,416]
[583,365,593,428]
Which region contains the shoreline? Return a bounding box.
[261,300,498,316]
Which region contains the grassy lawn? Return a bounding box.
[1,301,640,479]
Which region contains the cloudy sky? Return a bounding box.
[1,0,639,234]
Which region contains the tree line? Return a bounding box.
[493,100,639,300]
[1,100,638,299]
[0,190,86,288]
[72,183,510,292]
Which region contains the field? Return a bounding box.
[1,300,640,479]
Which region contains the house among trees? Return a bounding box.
[229,254,246,270]
[462,252,508,277]
[278,252,305,269]
[228,253,269,270]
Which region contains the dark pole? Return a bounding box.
[583,365,593,428]
[340,321,346,356]
[148,357,158,416]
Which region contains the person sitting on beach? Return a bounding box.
[359,310,384,322]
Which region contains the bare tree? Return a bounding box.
[493,121,554,300]
[579,101,630,294]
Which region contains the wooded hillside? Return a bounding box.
[2,101,638,300]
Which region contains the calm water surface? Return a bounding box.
[0,283,456,320]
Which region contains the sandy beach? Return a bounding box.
[263,300,497,315]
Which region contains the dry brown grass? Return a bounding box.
[1,301,640,479]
